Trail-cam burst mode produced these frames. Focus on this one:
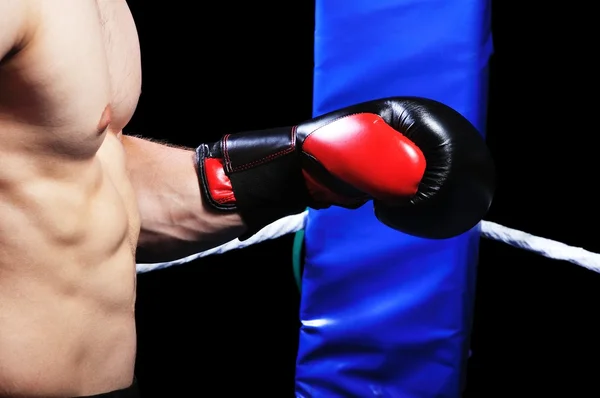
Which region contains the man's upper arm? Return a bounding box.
[0,0,29,62]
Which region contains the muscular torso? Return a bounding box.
[0,0,142,396]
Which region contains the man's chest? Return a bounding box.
[0,0,141,135]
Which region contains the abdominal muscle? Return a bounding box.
[0,135,139,397]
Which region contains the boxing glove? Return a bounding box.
[196,97,494,239]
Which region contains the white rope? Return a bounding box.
[136,212,600,274]
[480,221,600,273]
[135,212,308,273]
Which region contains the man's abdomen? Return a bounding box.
[0,158,138,397]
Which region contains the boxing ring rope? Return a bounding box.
[136,212,600,274]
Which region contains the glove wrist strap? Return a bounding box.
[196,126,309,239]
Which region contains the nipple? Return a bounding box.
[97,104,112,134]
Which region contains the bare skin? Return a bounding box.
[0,0,245,396]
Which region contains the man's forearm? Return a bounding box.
[121,135,246,262]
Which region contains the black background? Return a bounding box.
[127,1,599,396]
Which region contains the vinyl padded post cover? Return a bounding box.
[295,0,493,396]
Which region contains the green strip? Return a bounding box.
[292,229,305,293]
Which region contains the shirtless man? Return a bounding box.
[0,0,494,396]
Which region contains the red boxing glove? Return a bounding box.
[196,97,494,239]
